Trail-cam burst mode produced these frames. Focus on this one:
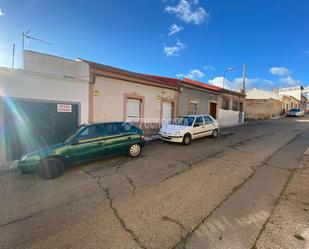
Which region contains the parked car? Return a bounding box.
[159,115,219,145]
[286,108,305,117]
[18,122,145,179]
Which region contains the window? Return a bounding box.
[173,116,195,126]
[203,116,214,124]
[221,97,230,110]
[77,125,101,140]
[232,99,239,111]
[103,123,126,136]
[126,98,141,122]
[189,100,198,115]
[194,116,204,127]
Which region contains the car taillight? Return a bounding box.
[140,135,145,140]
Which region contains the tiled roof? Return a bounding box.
[81,59,178,88]
[182,78,222,92]
[183,78,246,97]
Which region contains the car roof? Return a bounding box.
[83,121,129,126]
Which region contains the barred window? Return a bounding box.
[232,99,239,111]
[221,97,230,110]
[189,101,198,115]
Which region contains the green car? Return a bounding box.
[18,122,145,179]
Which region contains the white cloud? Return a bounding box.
[164,39,186,56]
[208,76,231,88]
[269,67,291,76]
[0,9,4,16]
[177,69,205,80]
[169,24,183,36]
[203,65,215,71]
[165,0,209,25]
[279,76,301,86]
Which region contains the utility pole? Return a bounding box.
[242,64,246,93]
[11,44,15,69]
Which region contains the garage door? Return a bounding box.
[3,99,79,160]
[126,98,141,123]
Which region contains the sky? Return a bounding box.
[0,0,308,91]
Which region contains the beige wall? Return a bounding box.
[246,99,283,119]
[92,76,177,124]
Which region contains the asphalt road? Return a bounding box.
[0,115,309,249]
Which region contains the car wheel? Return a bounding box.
[211,129,219,138]
[128,144,142,158]
[182,134,191,145]
[37,158,64,179]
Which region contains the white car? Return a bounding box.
[159,115,219,145]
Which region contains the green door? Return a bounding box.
[102,123,133,156]
[68,125,105,165]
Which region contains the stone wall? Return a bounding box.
[245,99,283,119]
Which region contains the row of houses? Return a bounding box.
[245,87,307,119]
[0,50,245,162]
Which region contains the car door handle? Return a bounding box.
[127,136,132,139]
[97,141,103,146]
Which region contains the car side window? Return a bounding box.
[103,123,129,136]
[203,116,214,124]
[77,126,97,140]
[194,116,204,127]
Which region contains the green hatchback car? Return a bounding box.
[18,122,145,179]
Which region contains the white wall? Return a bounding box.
[218,109,242,127]
[0,67,89,124]
[247,88,283,100]
[24,50,89,81]
[273,86,302,101]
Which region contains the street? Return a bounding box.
[0,116,309,249]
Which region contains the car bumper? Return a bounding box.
[159,134,184,143]
[18,160,39,173]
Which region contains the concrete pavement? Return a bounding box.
[0,115,308,249]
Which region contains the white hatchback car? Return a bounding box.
[159,115,219,145]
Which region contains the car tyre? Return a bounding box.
[37,158,65,180]
[182,134,191,145]
[128,144,142,158]
[211,129,219,138]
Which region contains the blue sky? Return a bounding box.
[0,0,308,91]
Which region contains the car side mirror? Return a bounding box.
[194,123,200,127]
[71,139,80,146]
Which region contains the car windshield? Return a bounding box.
[172,116,195,126]
[290,109,300,112]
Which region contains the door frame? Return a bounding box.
[160,98,175,124]
[209,101,218,119]
[123,92,145,126]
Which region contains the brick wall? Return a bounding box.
[245,99,283,119]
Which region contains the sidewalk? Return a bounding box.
[255,148,309,249]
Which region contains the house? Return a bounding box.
[179,78,221,118]
[217,88,246,126]
[178,78,246,127]
[273,86,308,109]
[82,60,179,135]
[0,50,89,162]
[282,95,301,114]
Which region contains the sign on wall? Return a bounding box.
[57,104,72,113]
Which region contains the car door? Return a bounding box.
[68,125,105,165]
[102,123,132,157]
[192,116,206,139]
[203,115,216,136]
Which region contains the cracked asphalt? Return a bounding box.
[0,115,309,249]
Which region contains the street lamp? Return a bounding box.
[223,67,235,89]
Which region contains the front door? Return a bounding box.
[192,116,206,139]
[210,102,217,119]
[162,102,172,127]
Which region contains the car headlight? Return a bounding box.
[20,155,28,162]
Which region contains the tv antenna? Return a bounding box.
[21,30,53,67]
